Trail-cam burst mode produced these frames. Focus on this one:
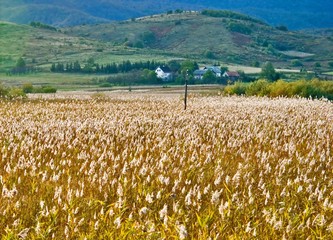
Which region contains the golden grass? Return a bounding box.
[0,94,332,239]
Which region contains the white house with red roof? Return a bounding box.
[223,71,240,81]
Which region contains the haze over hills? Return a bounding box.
[0,0,332,29]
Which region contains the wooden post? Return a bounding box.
[184,69,188,110]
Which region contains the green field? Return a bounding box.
[0,72,107,90]
[1,11,333,91]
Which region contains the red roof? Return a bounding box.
[226,71,240,77]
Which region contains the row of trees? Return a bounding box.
[50,60,166,74]
[8,57,39,75]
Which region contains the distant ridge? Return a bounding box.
[0,0,332,29]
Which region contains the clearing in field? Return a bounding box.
[0,93,332,239]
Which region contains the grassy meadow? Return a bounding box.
[0,21,176,74]
[0,93,333,239]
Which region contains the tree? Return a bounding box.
[83,57,95,73]
[202,70,216,84]
[141,69,159,84]
[328,61,333,69]
[260,62,280,81]
[220,66,228,74]
[168,60,181,73]
[252,61,260,68]
[51,63,56,72]
[276,25,288,31]
[141,31,156,46]
[133,41,144,48]
[204,50,215,59]
[16,57,26,68]
[227,22,252,35]
[73,61,81,72]
[180,60,198,76]
[291,59,303,67]
[87,57,95,67]
[314,62,321,68]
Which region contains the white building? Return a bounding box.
[155,66,173,81]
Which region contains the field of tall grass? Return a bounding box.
[0,94,332,239]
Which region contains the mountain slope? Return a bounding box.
[66,12,333,67]
[2,11,331,73]
[0,0,332,29]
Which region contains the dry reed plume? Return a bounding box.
[0,95,332,239]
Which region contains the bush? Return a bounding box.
[224,82,247,95]
[328,61,333,68]
[291,59,303,67]
[8,88,26,99]
[0,83,9,97]
[224,79,333,100]
[245,79,270,96]
[22,83,33,93]
[33,86,57,93]
[204,50,215,59]
[0,84,27,99]
[227,22,252,35]
[268,80,291,97]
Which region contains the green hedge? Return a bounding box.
[224,79,333,100]
[33,86,57,93]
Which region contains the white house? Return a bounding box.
[193,66,222,79]
[223,71,240,81]
[204,66,222,77]
[193,69,206,79]
[155,66,173,81]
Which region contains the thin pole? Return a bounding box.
[184,70,188,110]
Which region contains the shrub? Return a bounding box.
[22,83,33,93]
[328,61,333,68]
[224,79,333,100]
[275,25,288,31]
[245,79,270,96]
[291,59,303,67]
[0,83,8,97]
[224,81,247,95]
[204,50,215,59]
[0,83,27,99]
[227,22,252,35]
[91,92,108,100]
[268,80,291,97]
[8,88,26,99]
[33,86,57,93]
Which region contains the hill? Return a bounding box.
[1,12,332,73]
[0,0,332,29]
[65,11,333,69]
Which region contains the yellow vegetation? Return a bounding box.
[0,95,332,239]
